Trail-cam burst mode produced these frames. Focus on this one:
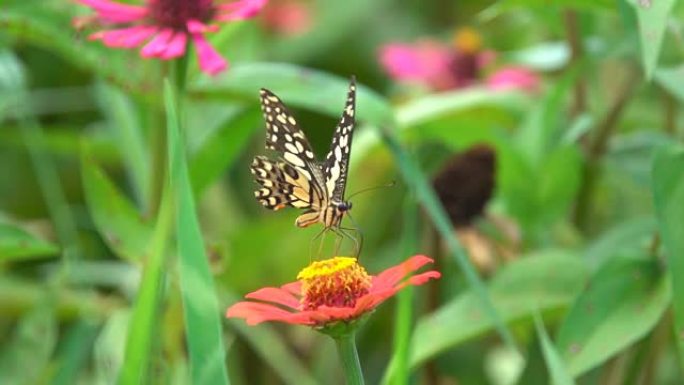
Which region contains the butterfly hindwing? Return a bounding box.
[323,78,356,201]
[251,156,319,210]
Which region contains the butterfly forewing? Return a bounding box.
[323,78,356,201]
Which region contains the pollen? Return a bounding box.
[452,27,482,54]
[297,257,371,310]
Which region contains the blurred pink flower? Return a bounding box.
[486,66,540,93]
[75,0,267,75]
[379,40,457,90]
[261,0,312,36]
[378,29,540,93]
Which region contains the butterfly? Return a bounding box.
[250,78,359,251]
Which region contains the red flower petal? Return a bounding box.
[226,302,312,325]
[372,255,434,289]
[245,286,301,309]
[281,281,302,295]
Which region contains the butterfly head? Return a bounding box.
[337,201,353,212]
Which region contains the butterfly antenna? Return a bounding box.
[347,181,396,200]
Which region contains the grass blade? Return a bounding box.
[119,192,173,384]
[165,80,230,385]
[534,313,576,385]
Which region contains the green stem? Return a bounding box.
[149,56,189,216]
[334,332,365,385]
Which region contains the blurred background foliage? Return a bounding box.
[1,0,684,384]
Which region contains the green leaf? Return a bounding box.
[534,314,576,385]
[119,192,173,385]
[95,83,150,209]
[165,80,230,385]
[0,305,57,384]
[555,256,670,375]
[94,310,129,385]
[81,151,152,262]
[189,107,260,196]
[191,62,394,127]
[0,222,58,261]
[51,320,100,385]
[497,143,582,233]
[583,217,657,270]
[409,250,588,368]
[627,0,677,80]
[395,88,526,128]
[652,145,684,367]
[655,64,684,102]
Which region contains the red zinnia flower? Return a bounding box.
[226,255,440,327]
[75,0,267,75]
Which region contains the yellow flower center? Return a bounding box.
[452,27,482,54]
[297,257,371,311]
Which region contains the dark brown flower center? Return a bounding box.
[147,0,216,30]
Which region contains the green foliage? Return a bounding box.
[534,314,576,385]
[2,0,684,383]
[556,256,670,375]
[165,81,230,385]
[81,150,152,262]
[408,251,588,367]
[652,145,684,367]
[0,222,58,261]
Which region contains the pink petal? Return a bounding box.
[245,286,301,309]
[140,29,174,58]
[216,0,268,21]
[76,0,146,23]
[191,33,228,75]
[372,255,435,289]
[378,41,453,87]
[186,19,219,34]
[94,26,157,48]
[486,66,540,93]
[160,32,188,59]
[260,0,312,36]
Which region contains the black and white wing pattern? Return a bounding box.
[251,78,358,231]
[252,89,326,212]
[323,78,356,202]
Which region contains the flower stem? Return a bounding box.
[334,332,365,385]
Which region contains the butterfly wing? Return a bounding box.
[323,78,357,202]
[251,156,320,210]
[259,88,328,198]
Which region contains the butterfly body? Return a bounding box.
[251,78,357,235]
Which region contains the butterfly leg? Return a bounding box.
[338,226,363,258]
[309,227,327,261]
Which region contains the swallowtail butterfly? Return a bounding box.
[251,78,358,249]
